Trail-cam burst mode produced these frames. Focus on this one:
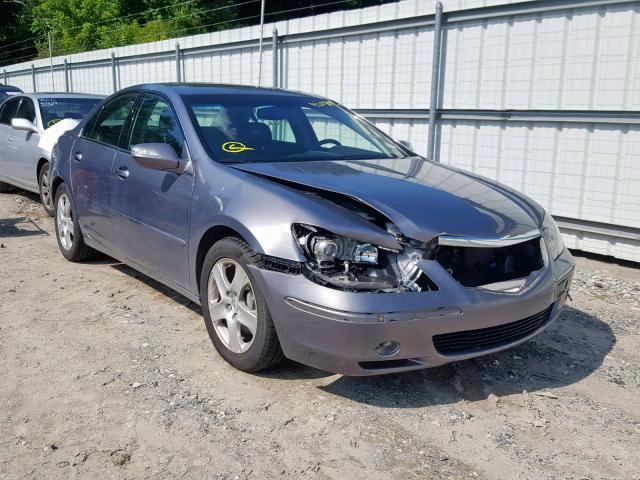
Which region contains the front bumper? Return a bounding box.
[249,248,575,376]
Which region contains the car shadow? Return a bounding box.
[109,262,202,314]
[312,306,615,407]
[0,216,49,238]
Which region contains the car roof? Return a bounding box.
[20,92,105,100]
[129,82,328,100]
[0,84,22,92]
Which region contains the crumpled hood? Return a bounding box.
[230,158,544,242]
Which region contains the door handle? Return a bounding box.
[73,151,82,162]
[116,166,130,179]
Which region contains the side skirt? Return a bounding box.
[83,233,202,306]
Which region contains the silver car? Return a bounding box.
[0,93,103,214]
[50,84,575,376]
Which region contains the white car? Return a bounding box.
[0,93,104,215]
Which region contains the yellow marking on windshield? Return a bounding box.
[308,100,338,107]
[47,118,61,127]
[222,141,255,153]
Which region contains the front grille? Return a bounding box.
[434,237,543,287]
[433,305,554,356]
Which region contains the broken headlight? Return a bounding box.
[294,223,379,269]
[292,223,435,292]
[541,213,565,260]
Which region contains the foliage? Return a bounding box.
[0,0,397,66]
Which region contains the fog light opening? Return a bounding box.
[375,341,400,357]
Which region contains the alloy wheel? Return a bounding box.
[56,193,74,250]
[207,258,258,353]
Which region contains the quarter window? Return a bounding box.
[86,94,137,147]
[127,95,185,156]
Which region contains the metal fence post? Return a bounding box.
[31,64,37,92]
[272,28,279,88]
[64,59,70,92]
[176,43,181,82]
[427,2,443,162]
[111,52,117,92]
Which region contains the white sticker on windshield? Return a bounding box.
[40,98,58,107]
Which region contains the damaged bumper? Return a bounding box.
[249,248,575,376]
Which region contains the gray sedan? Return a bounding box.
[50,84,575,376]
[0,93,103,215]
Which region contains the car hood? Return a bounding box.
[230,158,543,243]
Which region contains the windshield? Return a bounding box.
[182,94,409,163]
[38,97,102,128]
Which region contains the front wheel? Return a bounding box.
[54,183,99,262]
[38,162,54,216]
[200,237,283,372]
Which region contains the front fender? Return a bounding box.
[189,163,400,262]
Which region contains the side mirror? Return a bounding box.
[11,118,38,133]
[398,139,413,151]
[131,143,184,172]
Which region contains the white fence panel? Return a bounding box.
[1,0,638,261]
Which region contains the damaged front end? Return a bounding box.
[250,172,555,295]
[292,222,547,295]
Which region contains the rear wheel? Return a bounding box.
[200,237,284,372]
[54,183,99,262]
[38,162,54,216]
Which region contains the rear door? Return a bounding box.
[110,93,194,287]
[0,97,21,183]
[70,93,138,249]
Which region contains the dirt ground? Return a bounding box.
[1,189,639,480]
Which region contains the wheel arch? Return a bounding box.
[194,223,262,296]
[50,175,65,202]
[36,157,49,182]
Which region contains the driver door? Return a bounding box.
[7,97,40,189]
[110,93,194,287]
[0,97,22,183]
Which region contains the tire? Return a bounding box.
[38,162,54,216]
[0,181,11,193]
[200,236,284,372]
[54,183,100,262]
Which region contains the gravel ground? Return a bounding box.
[1,189,639,480]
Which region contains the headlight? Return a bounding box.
[292,223,434,292]
[541,213,565,260]
[294,223,378,269]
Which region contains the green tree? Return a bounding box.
[1,1,398,65]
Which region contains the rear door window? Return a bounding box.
[86,94,138,147]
